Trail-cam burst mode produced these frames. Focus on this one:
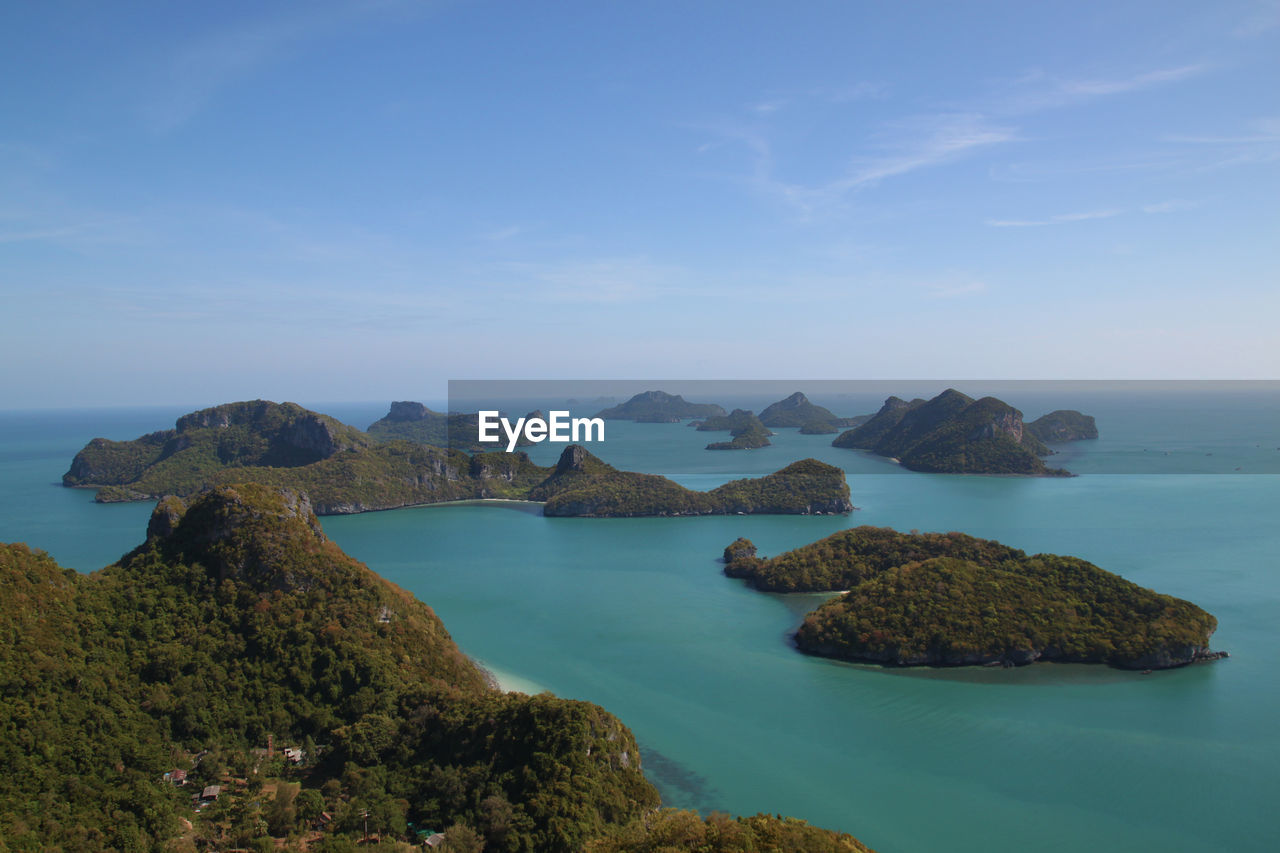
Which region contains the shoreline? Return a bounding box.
[471,657,550,695]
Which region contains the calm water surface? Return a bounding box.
[1,396,1276,853]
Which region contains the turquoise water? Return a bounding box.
[1,398,1277,853]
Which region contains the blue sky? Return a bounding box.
[2,1,1277,408]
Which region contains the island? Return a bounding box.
[831,389,1071,475]
[693,409,774,450]
[532,445,851,516]
[0,484,876,850]
[63,401,853,517]
[366,400,537,451]
[758,391,864,431]
[1027,409,1100,443]
[594,390,726,422]
[722,527,1224,669]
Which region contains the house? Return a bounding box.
[283,746,305,763]
[424,833,446,848]
[163,769,188,786]
[200,785,221,802]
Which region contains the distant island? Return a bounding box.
[0,482,876,850]
[1027,409,1099,443]
[366,400,537,451]
[693,409,773,450]
[759,391,865,432]
[63,401,852,517]
[534,445,851,516]
[595,390,726,422]
[831,389,1087,475]
[723,527,1223,670]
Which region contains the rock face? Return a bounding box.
[832,389,1065,475]
[386,400,431,421]
[723,527,1223,671]
[143,483,328,587]
[65,400,368,491]
[1027,410,1099,443]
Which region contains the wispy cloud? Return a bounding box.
[1162,117,1280,169]
[847,114,1018,187]
[986,209,1121,228]
[1059,64,1207,97]
[703,112,1017,218]
[139,2,415,132]
[487,257,683,305]
[924,277,988,299]
[985,63,1210,114]
[0,226,81,244]
[1142,199,1198,214]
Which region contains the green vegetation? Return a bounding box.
[723,527,1221,669]
[65,400,370,498]
[758,391,855,430]
[539,451,852,517]
[1027,409,1099,443]
[723,527,1025,592]
[799,421,840,434]
[831,390,1070,475]
[693,409,767,434]
[65,403,853,519]
[696,409,773,450]
[585,810,875,853]
[0,485,663,851]
[594,391,725,422]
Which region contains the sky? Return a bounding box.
[1,0,1278,408]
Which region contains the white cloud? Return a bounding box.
[986,209,1122,227]
[1059,64,1208,97]
[1142,200,1198,214]
[705,112,1017,218]
[984,64,1210,114]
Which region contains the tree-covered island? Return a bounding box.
[723,527,1224,670]
[63,401,852,518]
[692,409,774,450]
[594,390,726,422]
[831,389,1087,475]
[0,484,873,851]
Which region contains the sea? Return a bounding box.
[1,384,1277,853]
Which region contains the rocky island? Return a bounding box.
[1027,409,1100,443]
[595,390,726,422]
[693,409,774,450]
[831,389,1071,475]
[759,391,864,431]
[0,484,876,850]
[366,400,538,451]
[534,445,851,516]
[64,401,852,518]
[723,527,1223,669]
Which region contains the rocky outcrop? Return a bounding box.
[386,400,432,421]
[1027,410,1099,443]
[594,390,726,422]
[832,389,1066,475]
